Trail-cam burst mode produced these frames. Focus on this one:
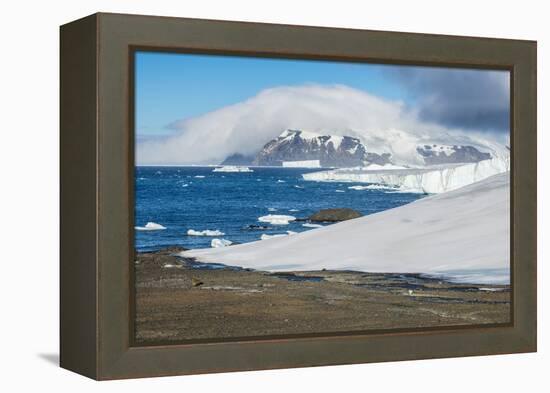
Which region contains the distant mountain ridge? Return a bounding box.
[220,128,497,168]
[252,129,389,167]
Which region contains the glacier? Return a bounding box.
[302,155,509,194]
[182,173,510,284]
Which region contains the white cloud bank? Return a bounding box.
[136,84,508,165]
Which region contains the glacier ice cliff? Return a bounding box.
[302,155,510,194]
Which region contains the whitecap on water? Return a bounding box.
[187,229,224,236]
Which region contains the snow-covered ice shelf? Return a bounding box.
[182,173,510,284]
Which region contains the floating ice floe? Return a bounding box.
[289,209,300,212]
[212,165,254,173]
[211,238,233,248]
[194,175,205,178]
[277,180,286,183]
[268,207,278,212]
[135,222,167,231]
[302,223,323,228]
[261,231,297,240]
[348,184,397,191]
[187,229,225,236]
[258,214,296,225]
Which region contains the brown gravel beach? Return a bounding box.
[134,247,511,344]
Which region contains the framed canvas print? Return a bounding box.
[60,13,537,380]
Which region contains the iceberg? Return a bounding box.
[282,160,321,168]
[303,156,509,194]
[182,173,510,284]
[135,222,167,231]
[187,229,225,236]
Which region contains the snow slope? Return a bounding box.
[182,173,510,284]
[303,155,509,194]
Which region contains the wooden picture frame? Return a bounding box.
[60,12,537,380]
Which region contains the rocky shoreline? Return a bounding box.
[134,247,511,344]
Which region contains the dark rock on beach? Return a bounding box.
[134,248,511,344]
[308,208,363,222]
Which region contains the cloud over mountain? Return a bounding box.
[136,84,507,165]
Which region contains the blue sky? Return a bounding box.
[136,51,416,137]
[135,51,510,139]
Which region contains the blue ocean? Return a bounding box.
[135,166,424,252]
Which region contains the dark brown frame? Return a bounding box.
[60,12,537,380]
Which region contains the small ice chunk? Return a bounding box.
[211,238,233,248]
[348,184,396,191]
[135,222,166,231]
[261,234,285,240]
[261,231,297,240]
[302,223,323,228]
[194,175,205,178]
[258,214,296,225]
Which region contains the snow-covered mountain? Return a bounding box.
[252,129,388,167]
[220,128,506,168]
[416,144,492,165]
